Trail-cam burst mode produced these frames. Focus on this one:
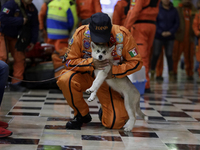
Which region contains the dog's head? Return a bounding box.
[91,42,115,61]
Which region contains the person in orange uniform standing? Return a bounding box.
[57,13,143,130]
[112,0,130,26]
[0,0,39,92]
[38,0,52,43]
[124,0,161,93]
[76,0,102,25]
[192,0,200,83]
[172,0,197,81]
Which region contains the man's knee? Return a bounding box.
[57,71,79,90]
[101,113,127,129]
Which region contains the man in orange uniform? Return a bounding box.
[192,0,200,83]
[76,0,102,25]
[57,13,143,130]
[112,0,130,26]
[0,0,39,91]
[172,0,197,81]
[124,0,161,93]
[38,0,52,43]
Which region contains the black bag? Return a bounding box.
[15,21,31,51]
[24,61,58,89]
[14,0,31,51]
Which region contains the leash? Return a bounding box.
[8,59,87,83]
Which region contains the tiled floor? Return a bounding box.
[0,66,200,150]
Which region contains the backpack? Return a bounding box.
[14,0,31,51]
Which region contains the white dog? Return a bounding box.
[86,42,148,131]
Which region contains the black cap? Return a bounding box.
[89,13,112,43]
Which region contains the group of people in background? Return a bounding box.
[113,0,200,92]
[1,0,200,137]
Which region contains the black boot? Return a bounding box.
[66,113,92,130]
[98,107,102,121]
[10,82,27,92]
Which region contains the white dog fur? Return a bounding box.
[86,42,148,131]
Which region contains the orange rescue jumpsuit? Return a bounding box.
[112,0,128,26]
[57,25,143,129]
[38,2,49,43]
[173,4,196,77]
[76,0,101,21]
[192,10,200,77]
[124,0,160,89]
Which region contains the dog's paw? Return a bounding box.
[87,97,94,102]
[86,88,93,94]
[123,119,134,132]
[87,93,96,102]
[124,127,132,132]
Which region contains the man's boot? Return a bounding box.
[66,113,92,130]
[169,71,174,82]
[150,70,155,81]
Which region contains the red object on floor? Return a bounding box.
[25,42,55,58]
[0,127,12,138]
[0,121,8,129]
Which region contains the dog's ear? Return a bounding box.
[91,42,97,50]
[109,45,115,52]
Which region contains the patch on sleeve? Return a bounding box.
[65,60,71,67]
[84,30,90,38]
[116,33,123,43]
[129,48,138,57]
[3,8,10,14]
[116,44,123,56]
[83,38,90,50]
[131,0,136,6]
[69,37,74,46]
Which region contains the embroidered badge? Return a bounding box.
[131,0,136,6]
[83,38,90,50]
[116,33,123,43]
[3,8,10,14]
[110,34,116,45]
[65,60,71,67]
[116,44,123,56]
[84,30,90,38]
[69,37,74,46]
[129,48,138,57]
[111,49,117,57]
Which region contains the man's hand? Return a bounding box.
[93,59,113,79]
[106,61,113,79]
[93,59,109,70]
[165,31,171,37]
[26,43,34,52]
[162,31,172,37]
[23,17,28,25]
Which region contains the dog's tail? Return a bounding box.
[136,100,148,121]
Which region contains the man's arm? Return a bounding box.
[124,0,144,30]
[94,0,102,13]
[112,2,122,25]
[192,13,200,37]
[64,27,94,73]
[112,26,143,78]
[0,1,23,26]
[38,3,47,30]
[169,9,180,35]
